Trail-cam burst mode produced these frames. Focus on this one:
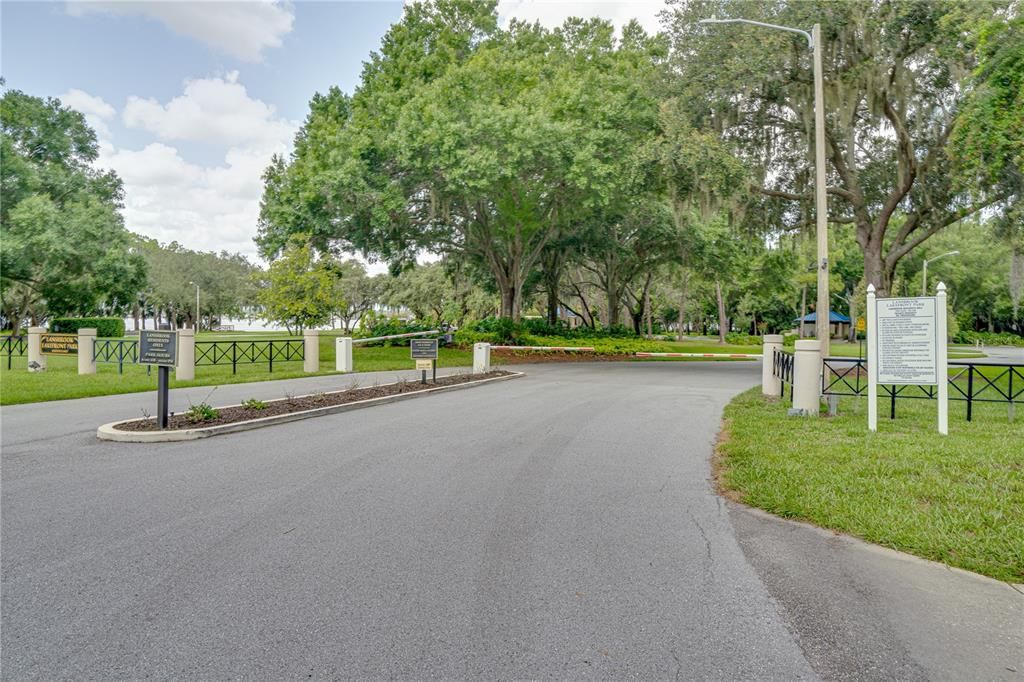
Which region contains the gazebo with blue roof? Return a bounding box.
[794,311,851,339]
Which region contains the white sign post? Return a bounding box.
[866,283,948,434]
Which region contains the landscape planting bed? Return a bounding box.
[97,370,518,442]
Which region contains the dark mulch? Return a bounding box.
[118,370,513,432]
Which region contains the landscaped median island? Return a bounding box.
[715,388,1024,583]
[97,370,519,442]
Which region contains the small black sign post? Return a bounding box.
[139,331,179,429]
[410,338,439,385]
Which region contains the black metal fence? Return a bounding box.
[194,339,304,374]
[772,348,795,400]
[2,335,27,369]
[822,357,1022,421]
[94,339,139,374]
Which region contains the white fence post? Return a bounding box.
[78,328,97,375]
[937,282,948,435]
[27,326,46,372]
[303,329,319,373]
[762,334,783,396]
[867,284,878,432]
[176,328,195,381]
[473,343,491,374]
[336,337,353,372]
[791,340,822,416]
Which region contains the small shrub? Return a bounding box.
[50,317,126,338]
[185,403,219,423]
[725,332,762,346]
[241,398,266,410]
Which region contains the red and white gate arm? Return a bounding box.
[634,352,762,359]
[491,345,595,352]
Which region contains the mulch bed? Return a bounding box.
[119,370,513,432]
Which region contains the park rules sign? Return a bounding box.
[866,283,949,435]
[873,296,938,385]
[139,330,178,367]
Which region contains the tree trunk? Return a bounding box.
[677,272,689,341]
[847,292,857,343]
[799,285,807,338]
[132,303,140,331]
[645,287,653,339]
[864,243,890,297]
[715,280,728,344]
[547,286,559,327]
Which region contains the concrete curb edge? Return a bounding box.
[97,371,525,443]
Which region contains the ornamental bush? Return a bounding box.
[50,317,125,338]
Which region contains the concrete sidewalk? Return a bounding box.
[731,504,1023,681]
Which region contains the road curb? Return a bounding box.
[728,502,1024,592]
[97,371,524,443]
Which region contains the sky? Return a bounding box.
[1,1,668,264]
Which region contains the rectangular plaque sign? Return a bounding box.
[41,334,78,355]
[139,330,178,366]
[873,297,938,385]
[415,359,433,371]
[410,338,438,360]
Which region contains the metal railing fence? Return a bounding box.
[822,357,1022,421]
[772,348,795,400]
[93,339,139,374]
[2,335,27,369]
[194,339,304,374]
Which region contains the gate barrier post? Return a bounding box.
[336,337,353,372]
[177,328,195,381]
[473,343,491,374]
[78,328,97,375]
[303,329,319,373]
[791,339,822,416]
[762,334,783,396]
[27,326,46,372]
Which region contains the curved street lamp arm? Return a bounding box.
[697,18,813,48]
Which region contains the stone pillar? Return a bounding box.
[27,326,46,372]
[336,337,353,372]
[176,328,195,381]
[762,334,783,397]
[791,340,822,416]
[303,329,319,373]
[473,343,491,374]
[77,328,97,375]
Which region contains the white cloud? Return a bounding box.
[123,71,296,151]
[66,0,294,62]
[68,75,299,259]
[496,0,666,34]
[59,88,116,140]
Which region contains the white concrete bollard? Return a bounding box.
[303,329,319,373]
[336,337,353,372]
[27,326,46,372]
[77,328,97,375]
[791,339,822,416]
[176,328,195,381]
[473,343,491,374]
[762,334,783,397]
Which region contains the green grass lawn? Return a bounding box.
[717,388,1024,582]
[0,337,473,406]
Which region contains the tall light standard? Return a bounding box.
[189,281,200,331]
[922,251,959,296]
[699,18,830,357]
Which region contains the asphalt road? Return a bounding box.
[2,362,1020,680]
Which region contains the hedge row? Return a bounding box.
[49,317,125,338]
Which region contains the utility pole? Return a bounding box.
[698,18,830,356]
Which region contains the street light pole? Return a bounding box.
[699,18,829,357]
[190,281,200,332]
[922,251,959,296]
[811,23,829,358]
